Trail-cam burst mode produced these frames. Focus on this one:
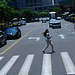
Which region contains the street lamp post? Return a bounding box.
[52,0,54,5]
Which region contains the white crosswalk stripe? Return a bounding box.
[41,54,52,75]
[61,52,75,74]
[0,55,19,75]
[0,52,75,75]
[0,57,4,61]
[18,54,34,75]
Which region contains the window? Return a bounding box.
[38,7,42,10]
[30,0,33,3]
[26,0,29,3]
[34,0,37,3]
[38,0,42,3]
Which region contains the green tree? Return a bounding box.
[7,0,13,3]
[50,7,61,12]
[50,7,62,16]
[12,10,21,18]
[20,9,34,22]
[7,0,15,8]
[0,0,7,6]
[0,0,8,21]
[40,10,49,17]
[0,0,16,22]
[33,11,40,18]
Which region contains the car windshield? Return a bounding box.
[6,27,17,33]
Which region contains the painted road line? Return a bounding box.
[28,37,40,41]
[66,28,68,30]
[69,30,71,31]
[0,53,3,55]
[72,32,74,34]
[1,25,39,54]
[58,34,65,39]
[18,54,34,75]
[0,55,19,75]
[61,52,75,74]
[0,57,4,61]
[41,54,52,75]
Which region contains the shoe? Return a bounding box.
[52,50,55,53]
[42,51,45,54]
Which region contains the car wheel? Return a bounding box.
[52,27,54,29]
[1,40,5,45]
[4,40,7,45]
[59,26,61,28]
[19,32,21,37]
[49,26,52,28]
[17,32,21,38]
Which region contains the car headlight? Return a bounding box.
[10,33,16,36]
[10,33,13,35]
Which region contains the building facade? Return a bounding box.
[9,0,60,11]
[60,0,73,12]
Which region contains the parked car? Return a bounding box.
[5,27,21,39]
[39,18,42,21]
[35,18,39,22]
[46,17,50,21]
[30,19,35,22]
[49,19,61,29]
[0,30,7,46]
[65,14,75,22]
[42,18,47,23]
[18,20,26,25]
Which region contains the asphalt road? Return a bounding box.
[0,19,75,75]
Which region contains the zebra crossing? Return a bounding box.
[18,54,34,75]
[61,52,75,74]
[0,52,75,75]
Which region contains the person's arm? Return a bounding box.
[50,35,52,38]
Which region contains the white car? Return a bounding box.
[49,19,61,29]
[57,17,62,20]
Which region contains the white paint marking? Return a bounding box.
[66,28,68,29]
[8,40,13,42]
[0,55,19,75]
[72,32,74,34]
[58,34,65,39]
[61,52,75,74]
[28,37,40,41]
[0,57,4,61]
[18,54,34,75]
[41,54,52,75]
[0,53,3,54]
[69,30,71,31]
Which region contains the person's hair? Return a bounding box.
[42,29,49,37]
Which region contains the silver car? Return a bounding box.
[49,19,61,29]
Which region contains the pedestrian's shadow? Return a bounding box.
[45,52,53,54]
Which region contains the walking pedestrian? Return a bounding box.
[42,29,55,53]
